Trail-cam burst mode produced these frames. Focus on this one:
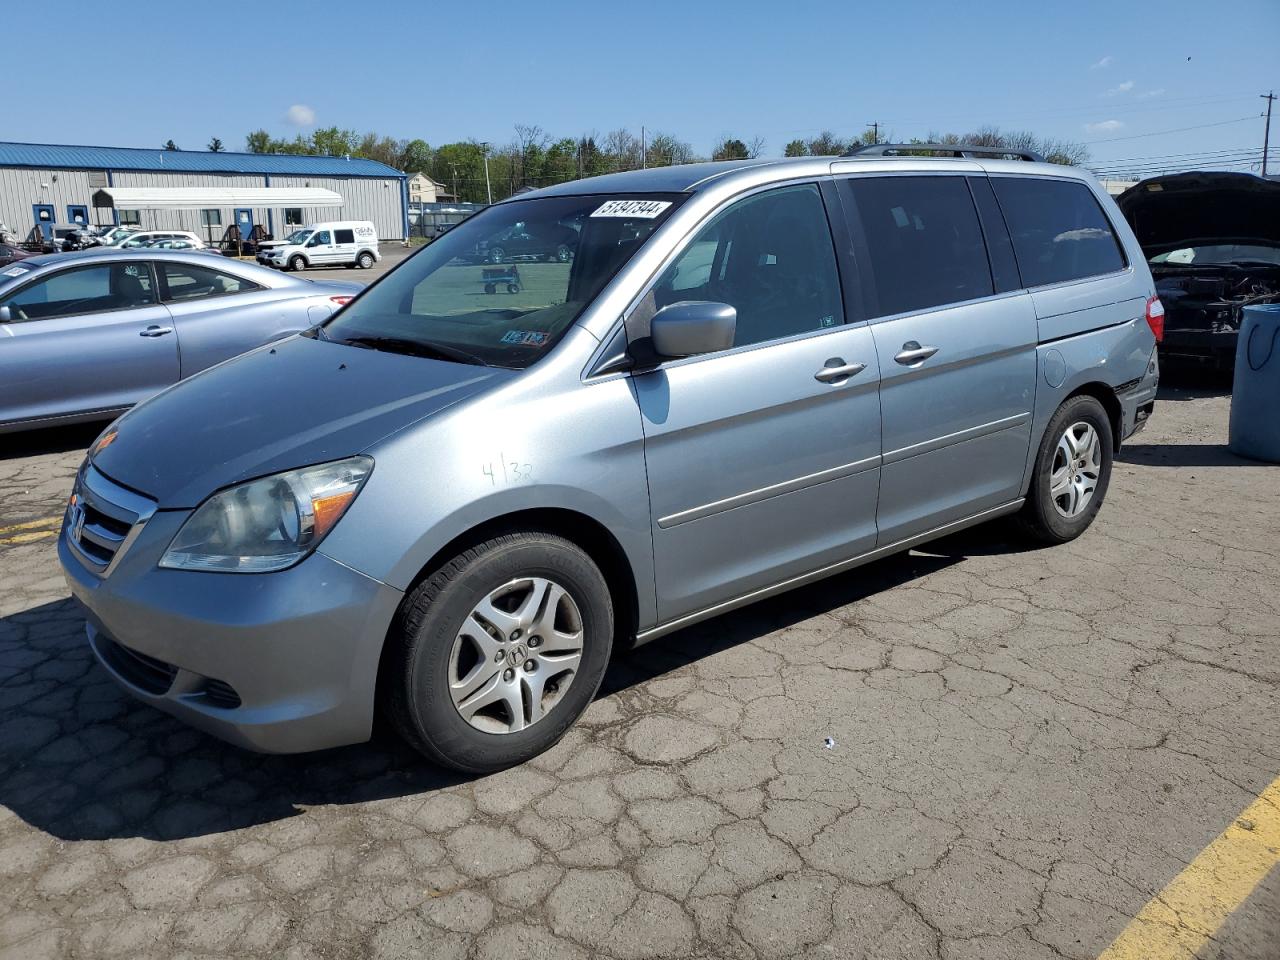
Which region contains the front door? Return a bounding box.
[0,262,179,425]
[305,229,335,264]
[32,204,55,243]
[631,182,883,625]
[835,173,1038,545]
[234,208,254,241]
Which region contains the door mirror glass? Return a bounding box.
[0,305,10,323]
[649,301,737,359]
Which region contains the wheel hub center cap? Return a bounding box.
[508,644,528,667]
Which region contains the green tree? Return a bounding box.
[806,131,846,156]
[163,139,179,151]
[207,137,224,153]
[712,137,750,161]
[784,139,808,157]
[244,129,272,153]
[399,138,432,174]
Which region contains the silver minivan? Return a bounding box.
[60,147,1160,771]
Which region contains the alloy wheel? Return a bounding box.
[1050,421,1101,518]
[447,577,584,734]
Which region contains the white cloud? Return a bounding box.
[1090,56,1114,70]
[1137,88,1166,100]
[1084,120,1125,135]
[1103,80,1135,97]
[285,104,316,127]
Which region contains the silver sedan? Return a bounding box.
[0,250,363,433]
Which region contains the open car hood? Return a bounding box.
[1115,172,1280,256]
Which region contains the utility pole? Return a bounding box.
[480,142,493,205]
[867,121,880,145]
[641,126,647,170]
[1263,91,1276,177]
[449,164,458,202]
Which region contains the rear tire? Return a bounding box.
[1017,394,1113,544]
[384,532,614,773]
[288,255,306,272]
[357,251,374,269]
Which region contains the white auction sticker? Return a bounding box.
[2,266,29,278]
[590,199,672,219]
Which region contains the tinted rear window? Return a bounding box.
[335,229,355,244]
[840,176,993,317]
[992,177,1126,287]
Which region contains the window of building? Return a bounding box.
[991,177,1126,288]
[652,183,844,349]
[158,262,262,302]
[119,209,141,226]
[284,208,303,226]
[840,175,993,318]
[200,209,222,226]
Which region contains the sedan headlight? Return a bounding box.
[159,457,372,572]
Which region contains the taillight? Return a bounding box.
[1145,296,1164,343]
[330,295,353,306]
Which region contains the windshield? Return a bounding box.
[323,193,683,368]
[284,229,312,245]
[1150,243,1280,266]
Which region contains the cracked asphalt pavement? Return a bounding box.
[1,379,1277,959]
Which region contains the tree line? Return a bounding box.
[167,124,1089,204]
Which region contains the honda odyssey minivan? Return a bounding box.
[60,146,1160,772]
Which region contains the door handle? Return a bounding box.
[814,358,867,383]
[139,325,174,337]
[894,341,939,365]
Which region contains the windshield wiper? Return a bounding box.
[336,335,486,366]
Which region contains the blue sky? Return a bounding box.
[6,0,1277,177]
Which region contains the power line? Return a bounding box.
[1084,115,1262,144]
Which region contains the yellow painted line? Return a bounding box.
[0,529,58,546]
[0,515,63,537]
[1098,775,1280,959]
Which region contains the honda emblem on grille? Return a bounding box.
[68,500,86,542]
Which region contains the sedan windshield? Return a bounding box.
[322,193,683,368]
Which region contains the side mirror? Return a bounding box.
[0,306,10,323]
[649,301,736,359]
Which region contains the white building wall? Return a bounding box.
[0,167,405,242]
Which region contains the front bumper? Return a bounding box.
[59,505,403,753]
[1118,345,1160,443]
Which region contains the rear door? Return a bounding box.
[0,262,178,425]
[835,172,1038,544]
[630,181,883,624]
[332,227,357,265]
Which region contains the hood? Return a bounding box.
[1116,172,1280,256]
[91,334,511,507]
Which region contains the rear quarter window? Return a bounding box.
[992,177,1127,287]
[335,229,355,244]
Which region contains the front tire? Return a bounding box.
[1018,394,1113,544]
[384,532,614,773]
[288,255,306,272]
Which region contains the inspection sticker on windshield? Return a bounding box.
[500,330,549,346]
[591,199,672,219]
[2,266,29,278]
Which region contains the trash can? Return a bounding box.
[1228,303,1280,463]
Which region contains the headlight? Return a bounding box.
[159,456,372,573]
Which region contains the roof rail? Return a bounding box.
[842,143,1046,163]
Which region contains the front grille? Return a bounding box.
[67,466,155,575]
[200,679,242,709]
[97,635,177,695]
